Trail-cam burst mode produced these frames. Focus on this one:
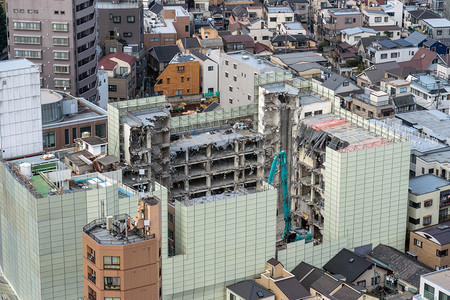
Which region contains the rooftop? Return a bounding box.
[302,114,393,152]
[423,18,450,28]
[328,8,361,15]
[413,220,450,245]
[267,6,293,13]
[409,174,450,195]
[84,214,154,245]
[183,188,251,206]
[422,268,450,290]
[171,127,261,153]
[226,51,284,72]
[227,280,274,300]
[41,89,63,105]
[396,110,450,143]
[323,248,373,282]
[169,53,198,64]
[273,51,328,65]
[0,58,37,72]
[261,82,299,95]
[126,107,170,127]
[341,27,377,35]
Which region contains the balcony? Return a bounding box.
[87,253,95,264]
[88,273,96,284]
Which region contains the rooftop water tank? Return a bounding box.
[41,89,64,124]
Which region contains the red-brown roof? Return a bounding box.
[410,47,439,69]
[221,34,255,48]
[99,51,136,71]
[254,42,273,54]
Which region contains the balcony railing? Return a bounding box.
[88,273,96,284]
[87,253,95,264]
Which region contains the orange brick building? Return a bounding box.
[154,53,200,97]
[83,196,161,300]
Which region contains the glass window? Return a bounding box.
[80,125,92,137]
[53,51,69,60]
[127,16,135,23]
[436,249,448,257]
[105,298,121,300]
[95,124,106,138]
[104,276,120,289]
[119,67,128,75]
[123,32,132,37]
[168,212,174,223]
[381,54,387,59]
[53,37,69,46]
[375,17,382,22]
[14,36,41,44]
[108,85,117,92]
[13,21,41,30]
[233,64,237,69]
[225,72,229,78]
[409,217,420,225]
[43,132,56,148]
[52,23,68,32]
[54,79,70,88]
[177,66,184,71]
[409,201,421,209]
[14,50,41,58]
[113,16,121,23]
[424,283,435,300]
[423,215,432,225]
[424,199,433,207]
[72,128,77,140]
[270,17,277,22]
[103,256,120,269]
[54,65,70,74]
[230,294,236,300]
[208,66,214,71]
[168,229,174,239]
[439,291,450,300]
[64,129,70,145]
[175,89,183,96]
[400,87,407,93]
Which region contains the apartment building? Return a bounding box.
[414,269,450,300]
[0,156,140,300]
[98,51,137,100]
[154,53,200,97]
[318,8,363,43]
[408,174,450,231]
[422,18,450,40]
[96,0,146,88]
[409,221,450,270]
[340,88,395,119]
[191,50,219,95]
[8,0,98,102]
[407,74,450,113]
[143,6,190,50]
[266,6,295,29]
[340,27,377,46]
[219,51,284,109]
[0,59,43,159]
[363,9,395,27]
[365,39,418,66]
[41,89,108,151]
[83,196,161,300]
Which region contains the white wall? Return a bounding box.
[372,47,418,64]
[0,59,43,159]
[97,69,109,110]
[199,58,219,95]
[342,31,377,46]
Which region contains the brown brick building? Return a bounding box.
[409,220,450,270]
[83,196,161,300]
[154,53,200,97]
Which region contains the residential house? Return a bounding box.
[266,6,295,30]
[410,221,450,270]
[404,31,429,47]
[363,9,396,27]
[226,281,275,300]
[410,48,447,71]
[365,39,418,67]
[247,4,265,20]
[340,88,395,119]
[280,22,307,35]
[271,34,317,53]
[254,42,274,57]
[287,0,309,23]
[154,53,200,97]
[329,42,359,75]
[380,78,416,113]
[291,261,379,300]
[255,258,311,300]
[405,9,440,30]
[407,73,450,113]
[422,19,450,40]
[341,27,377,46]
[221,34,255,52]
[240,19,273,46]
[380,0,403,27]
[191,50,219,95]
[176,37,201,53]
[368,25,402,38]
[356,35,389,58]
[271,51,329,69]
[319,8,363,43]
[407,174,450,232]
[423,38,447,55]
[148,44,180,76]
[413,269,450,300]
[98,51,137,100]
[321,72,362,96]
[143,6,190,50]
[366,244,434,294]
[323,248,389,290]
[285,62,330,79]
[356,61,399,87]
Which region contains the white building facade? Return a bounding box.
[0,59,43,159]
[267,6,295,30]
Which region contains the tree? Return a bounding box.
[0,5,6,52]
